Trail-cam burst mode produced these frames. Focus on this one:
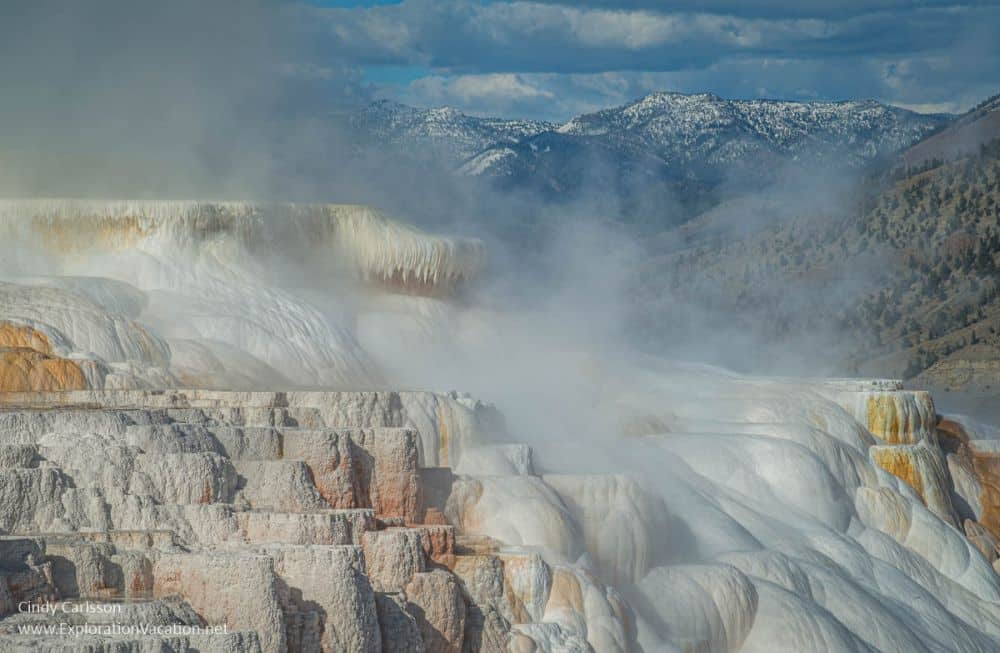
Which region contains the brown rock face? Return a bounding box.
[283,430,362,510]
[362,529,426,593]
[354,428,424,524]
[153,553,287,653]
[285,428,424,524]
[937,417,971,448]
[937,417,1000,544]
[414,525,457,568]
[405,570,467,653]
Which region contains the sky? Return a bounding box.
[0,0,997,200]
[307,0,1000,120]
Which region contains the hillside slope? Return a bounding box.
[904,93,1000,170]
[641,137,1000,402]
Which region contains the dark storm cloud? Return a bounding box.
[313,1,997,72]
[504,0,1000,19]
[312,0,999,118]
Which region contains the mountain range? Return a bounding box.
[354,89,1000,408]
[352,92,950,198]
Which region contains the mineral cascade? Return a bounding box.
[1,201,1000,652]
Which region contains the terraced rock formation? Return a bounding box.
[5,200,1000,652]
[0,389,627,652]
[4,379,1000,652]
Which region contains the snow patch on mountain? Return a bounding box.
[355,93,949,185]
[352,100,553,161]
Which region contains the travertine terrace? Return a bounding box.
[0,388,632,652]
[4,201,1000,651]
[5,381,1000,651]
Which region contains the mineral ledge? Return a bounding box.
[2,202,1000,652]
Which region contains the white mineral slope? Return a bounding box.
[0,200,483,288]
[5,201,1000,652]
[0,200,484,389]
[633,369,1000,651]
[0,283,170,363]
[448,354,1000,652]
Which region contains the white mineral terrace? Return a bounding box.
[0,199,485,288]
[0,201,487,390]
[3,201,1000,652]
[0,378,999,653]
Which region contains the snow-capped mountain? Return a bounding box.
[350,99,554,161]
[557,92,945,166]
[355,93,950,195]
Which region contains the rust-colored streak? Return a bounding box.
[130,570,149,595]
[0,323,52,355]
[546,568,585,616]
[871,447,924,497]
[438,405,450,467]
[971,451,1000,541]
[32,214,149,253]
[867,395,904,443]
[198,480,213,504]
[0,348,88,392]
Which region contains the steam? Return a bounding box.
[7,5,1000,650]
[0,0,924,453]
[0,0,367,200]
[632,160,887,377]
[0,0,941,453]
[0,0,888,387]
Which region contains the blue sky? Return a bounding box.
[301,0,1000,120]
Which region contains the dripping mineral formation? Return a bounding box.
[0,200,485,390]
[3,201,1000,652]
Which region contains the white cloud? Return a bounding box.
[890,100,965,114]
[382,51,999,121]
[387,71,686,120]
[316,0,992,71]
[449,74,555,102]
[394,73,563,118]
[322,0,999,119]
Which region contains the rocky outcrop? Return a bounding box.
[0,389,623,652]
[8,198,1000,652]
[405,570,467,653]
[153,552,287,653]
[362,530,426,593]
[6,374,1000,652]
